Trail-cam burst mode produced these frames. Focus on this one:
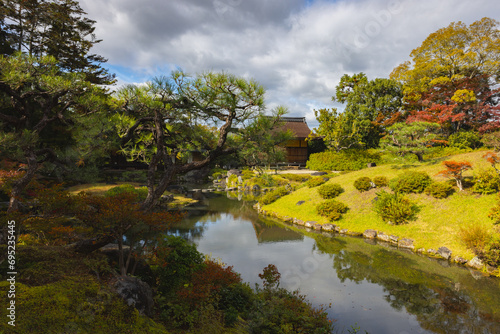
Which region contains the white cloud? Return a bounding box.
[79,0,500,128]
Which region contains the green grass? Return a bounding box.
[263,150,498,260]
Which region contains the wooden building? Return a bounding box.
[279,117,311,165]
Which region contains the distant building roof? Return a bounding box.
[280,117,311,139]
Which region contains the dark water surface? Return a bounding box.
[170,195,500,334]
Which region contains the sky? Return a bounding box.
[78,0,500,129]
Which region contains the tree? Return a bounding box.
[312,107,372,152]
[114,71,285,211]
[381,121,441,161]
[391,17,500,133]
[314,73,403,151]
[1,0,114,84]
[437,160,472,191]
[0,53,106,212]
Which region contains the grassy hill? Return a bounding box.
[262,150,499,261]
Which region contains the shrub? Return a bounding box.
[373,176,388,188]
[458,223,493,254]
[448,131,482,149]
[316,199,348,221]
[307,176,328,188]
[372,190,419,225]
[306,149,381,171]
[389,171,432,194]
[479,236,500,267]
[424,182,454,199]
[104,184,148,201]
[279,173,312,182]
[318,183,344,199]
[258,186,291,205]
[354,177,373,192]
[472,168,500,194]
[241,170,256,180]
[153,236,205,298]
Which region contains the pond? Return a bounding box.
[170,194,500,334]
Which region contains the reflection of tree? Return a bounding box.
[324,243,500,333]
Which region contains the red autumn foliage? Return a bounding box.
[176,259,241,307]
[437,160,473,191]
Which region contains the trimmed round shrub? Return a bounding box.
[318,183,344,199]
[373,190,419,225]
[279,173,312,182]
[307,176,328,188]
[448,131,482,149]
[424,182,454,199]
[472,168,500,194]
[316,199,349,221]
[373,176,388,188]
[389,171,432,194]
[306,149,381,171]
[258,186,290,205]
[104,184,148,201]
[354,177,373,192]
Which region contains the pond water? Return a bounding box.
[170,194,500,334]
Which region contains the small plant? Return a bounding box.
[489,193,500,225]
[424,182,454,199]
[316,199,349,221]
[373,190,419,225]
[472,168,500,194]
[354,177,373,192]
[389,171,432,194]
[448,131,482,149]
[373,176,388,188]
[307,176,328,188]
[437,160,473,191]
[318,183,344,199]
[479,236,500,267]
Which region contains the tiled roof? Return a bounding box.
[280,117,311,139]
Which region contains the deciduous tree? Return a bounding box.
[437,160,473,191]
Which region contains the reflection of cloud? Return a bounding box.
[79,0,500,118]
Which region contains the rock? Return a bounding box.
[437,247,452,260]
[296,201,306,206]
[294,218,305,226]
[304,221,314,228]
[486,265,499,275]
[227,169,242,177]
[453,256,468,264]
[313,223,322,231]
[112,276,153,317]
[252,184,261,192]
[166,185,186,194]
[181,167,210,184]
[416,248,426,253]
[467,257,484,270]
[398,238,415,250]
[427,249,438,256]
[340,229,348,234]
[389,235,399,244]
[311,171,328,176]
[283,216,293,223]
[367,162,377,168]
[334,225,341,233]
[363,229,377,239]
[377,232,390,242]
[347,231,363,237]
[322,224,334,231]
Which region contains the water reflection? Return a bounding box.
[169,194,500,334]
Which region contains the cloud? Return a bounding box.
[79,0,500,128]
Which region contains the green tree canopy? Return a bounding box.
[114,71,289,210]
[1,0,114,84]
[0,53,107,211]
